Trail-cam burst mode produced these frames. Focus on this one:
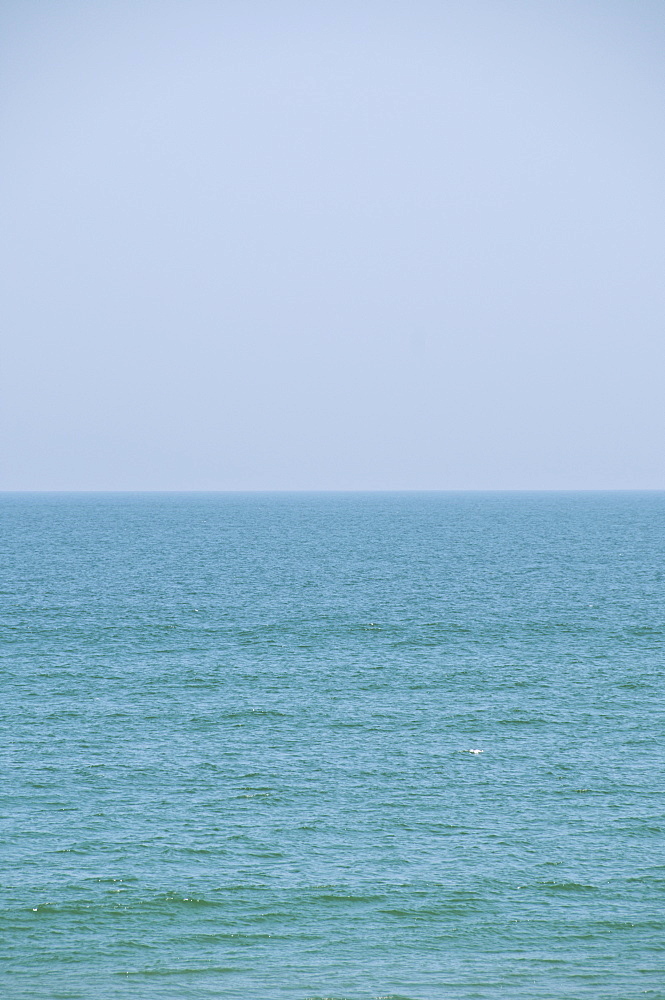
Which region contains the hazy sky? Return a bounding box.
[2,0,664,490]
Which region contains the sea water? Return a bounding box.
[1,491,664,999]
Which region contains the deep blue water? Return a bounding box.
[1,492,664,999]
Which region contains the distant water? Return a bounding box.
[2,492,664,1000]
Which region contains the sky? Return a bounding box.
[1,0,664,491]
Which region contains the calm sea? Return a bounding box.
[1,492,664,999]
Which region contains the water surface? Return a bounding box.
[1,492,664,998]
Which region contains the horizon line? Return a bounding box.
[2,488,665,496]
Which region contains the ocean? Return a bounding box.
[1,491,664,999]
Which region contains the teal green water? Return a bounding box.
[1,492,664,999]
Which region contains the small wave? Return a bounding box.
[121,965,243,977]
[309,891,387,904]
[536,880,599,893]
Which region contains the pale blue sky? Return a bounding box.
[2,0,664,490]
